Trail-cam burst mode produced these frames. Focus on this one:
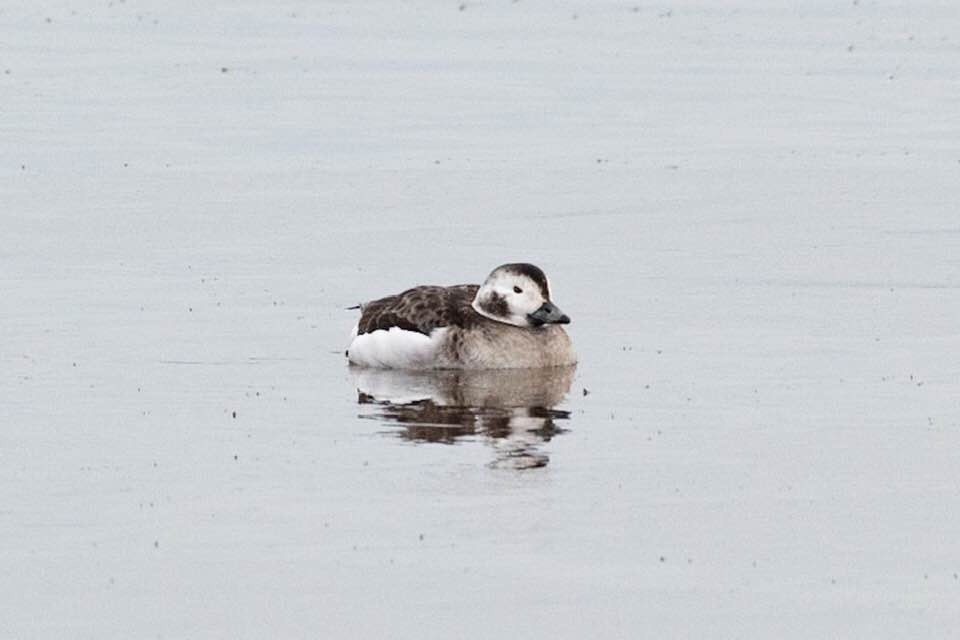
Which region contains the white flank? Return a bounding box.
[347,326,447,369]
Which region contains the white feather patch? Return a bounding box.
[347,326,447,369]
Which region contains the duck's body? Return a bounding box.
[347,264,576,370]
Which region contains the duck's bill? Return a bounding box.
[528,301,571,326]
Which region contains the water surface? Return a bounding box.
[3,1,959,638]
[354,366,576,468]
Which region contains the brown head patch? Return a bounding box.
[477,291,509,318]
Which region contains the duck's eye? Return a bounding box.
[513,286,523,294]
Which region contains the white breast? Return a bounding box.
[347,325,448,369]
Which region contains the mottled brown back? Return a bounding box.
[357,284,480,336]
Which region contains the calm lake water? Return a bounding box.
[3,1,959,637]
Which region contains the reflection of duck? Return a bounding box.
[353,365,576,468]
[346,263,576,369]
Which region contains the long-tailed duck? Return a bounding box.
[346,263,576,369]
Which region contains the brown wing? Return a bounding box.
[356,284,479,336]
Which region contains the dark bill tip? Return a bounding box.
[528,301,571,326]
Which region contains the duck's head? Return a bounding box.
[471,263,571,328]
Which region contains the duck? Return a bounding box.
[346,263,577,369]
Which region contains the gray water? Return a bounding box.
[3,1,959,637]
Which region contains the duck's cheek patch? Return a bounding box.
[479,292,509,318]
